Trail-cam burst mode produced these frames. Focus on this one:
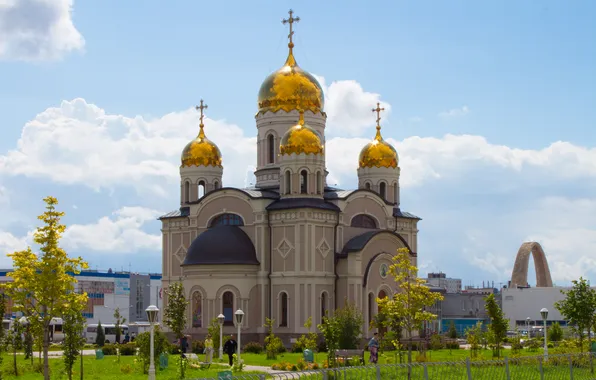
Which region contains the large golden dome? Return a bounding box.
[280,112,324,156]
[359,104,398,168]
[257,10,324,115]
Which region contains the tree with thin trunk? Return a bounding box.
[377,247,444,379]
[1,197,89,380]
[113,307,127,344]
[164,282,188,340]
[62,308,86,380]
[555,277,596,350]
[484,293,508,357]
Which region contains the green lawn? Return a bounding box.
[237,348,549,367]
[0,354,263,380]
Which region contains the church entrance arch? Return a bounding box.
[510,242,553,288]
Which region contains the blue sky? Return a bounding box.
[0,1,595,286]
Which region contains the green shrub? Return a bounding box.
[101,344,117,355]
[120,343,137,356]
[192,339,205,354]
[243,341,264,354]
[445,342,460,350]
[430,333,444,350]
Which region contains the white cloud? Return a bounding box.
[0,206,162,265]
[315,75,391,137]
[439,106,470,119]
[0,0,85,61]
[62,206,162,253]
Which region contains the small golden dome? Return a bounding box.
[359,104,398,168]
[181,126,223,168]
[280,112,324,156]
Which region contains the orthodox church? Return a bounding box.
[159,10,421,343]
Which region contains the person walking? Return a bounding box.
[204,334,214,363]
[368,332,380,364]
[180,334,189,357]
[223,335,238,366]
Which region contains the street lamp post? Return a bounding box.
[146,305,160,380]
[217,314,225,360]
[540,308,549,359]
[234,310,244,363]
[526,317,531,338]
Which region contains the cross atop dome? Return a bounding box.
[282,9,300,50]
[195,99,208,138]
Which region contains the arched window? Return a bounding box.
[393,183,398,204]
[378,290,388,335]
[280,292,288,327]
[351,214,377,229]
[214,180,219,190]
[192,291,202,327]
[222,291,234,326]
[209,213,244,227]
[321,292,328,323]
[316,172,322,194]
[379,182,386,199]
[267,134,275,164]
[365,182,371,190]
[285,171,291,195]
[198,180,206,199]
[184,181,190,203]
[300,170,308,194]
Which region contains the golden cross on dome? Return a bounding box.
[282,9,300,48]
[195,99,208,126]
[372,102,385,127]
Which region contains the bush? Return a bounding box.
[317,340,327,353]
[445,341,460,350]
[101,344,117,355]
[191,340,205,354]
[243,342,264,354]
[430,334,444,350]
[120,343,137,356]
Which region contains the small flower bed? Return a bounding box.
[271,358,319,371]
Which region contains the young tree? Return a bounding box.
[113,307,127,344]
[448,320,458,339]
[263,318,284,360]
[549,322,563,342]
[8,323,23,376]
[555,277,596,350]
[335,301,364,349]
[318,314,341,367]
[1,197,88,380]
[485,293,508,357]
[95,321,106,347]
[164,282,189,340]
[465,322,483,358]
[295,317,318,351]
[377,247,444,367]
[62,309,86,380]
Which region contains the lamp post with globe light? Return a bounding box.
[540,308,548,359]
[234,310,244,363]
[146,305,159,380]
[217,314,225,360]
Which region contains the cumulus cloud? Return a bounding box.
[315,75,390,137]
[0,206,162,264]
[439,106,470,119]
[0,0,85,61]
[1,77,595,282]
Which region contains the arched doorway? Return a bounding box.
[377,289,388,336]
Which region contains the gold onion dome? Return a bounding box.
[359,103,398,168]
[257,10,324,115]
[280,111,324,156]
[181,101,223,168]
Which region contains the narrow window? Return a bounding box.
[223,291,234,326]
[184,181,190,203]
[300,170,308,194]
[316,172,322,194]
[285,171,291,195]
[280,293,288,327]
[368,293,374,325]
[192,292,202,328]
[379,182,386,199]
[268,134,275,164]
[198,181,206,199]
[393,184,398,204]
[214,180,219,190]
[321,292,328,323]
[365,182,371,190]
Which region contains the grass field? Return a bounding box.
[0,354,261,380]
[236,348,548,367]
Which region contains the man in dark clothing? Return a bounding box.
[223,335,238,366]
[180,335,189,356]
